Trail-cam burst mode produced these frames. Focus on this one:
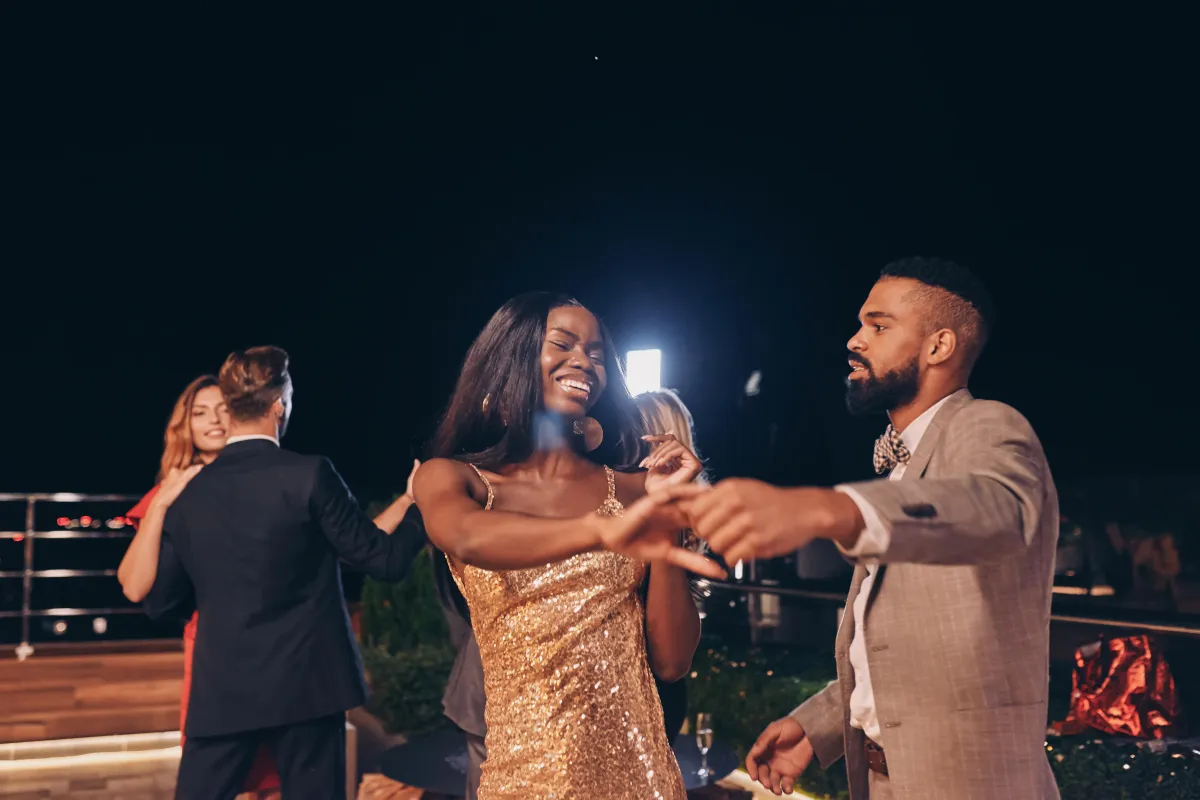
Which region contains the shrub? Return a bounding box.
[361,642,456,735]
[359,549,450,652]
[686,645,848,799]
[357,540,455,736]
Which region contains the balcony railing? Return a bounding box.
[698,579,1200,638]
[0,492,141,660]
[4,491,1198,662]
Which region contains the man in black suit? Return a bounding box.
[144,346,425,800]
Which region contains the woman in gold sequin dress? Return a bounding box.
[415,293,723,800]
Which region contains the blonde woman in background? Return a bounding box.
[634,388,710,745]
[635,389,708,488]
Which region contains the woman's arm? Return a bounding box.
[372,495,414,533]
[643,537,702,682]
[639,434,704,681]
[370,459,420,533]
[118,501,168,603]
[118,466,202,603]
[413,459,603,570]
[416,458,719,575]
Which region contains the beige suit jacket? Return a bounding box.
[792,390,1060,800]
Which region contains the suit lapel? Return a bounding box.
[899,389,973,481]
[861,390,975,612]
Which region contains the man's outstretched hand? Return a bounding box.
[745,716,815,795]
[661,480,865,563]
[591,492,727,580]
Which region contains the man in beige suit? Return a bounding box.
[664,258,1060,799]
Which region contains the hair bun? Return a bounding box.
[219,346,290,420]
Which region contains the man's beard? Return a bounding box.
[844,354,920,416]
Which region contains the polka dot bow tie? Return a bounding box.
[873,424,910,475]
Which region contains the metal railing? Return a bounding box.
[700,580,1200,638]
[5,491,1199,660]
[0,492,140,660]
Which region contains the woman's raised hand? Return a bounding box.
[405,459,421,499]
[151,464,204,510]
[641,433,702,492]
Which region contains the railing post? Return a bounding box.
[16,497,35,661]
[1,492,142,658]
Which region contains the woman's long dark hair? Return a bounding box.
[429,292,646,471]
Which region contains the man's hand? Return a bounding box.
[745,717,815,795]
[663,480,864,564]
[591,493,726,580]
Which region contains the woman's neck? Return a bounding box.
[506,446,595,480]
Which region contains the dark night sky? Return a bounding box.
[2,8,1193,505]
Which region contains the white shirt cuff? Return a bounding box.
[833,485,891,560]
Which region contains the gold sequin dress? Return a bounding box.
[448,465,687,800]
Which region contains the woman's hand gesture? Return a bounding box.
[641,434,702,492]
[150,464,204,511]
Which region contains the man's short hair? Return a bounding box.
[880,257,995,368]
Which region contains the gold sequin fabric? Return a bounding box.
[449,466,686,800]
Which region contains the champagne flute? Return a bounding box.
[695,712,713,783]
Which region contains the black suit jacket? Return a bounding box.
[143,439,426,738]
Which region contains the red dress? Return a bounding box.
[128,486,280,793]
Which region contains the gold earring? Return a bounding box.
[482,393,507,426]
[573,417,603,452]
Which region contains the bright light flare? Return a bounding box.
[625,349,662,396]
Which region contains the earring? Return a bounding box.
[573,417,604,452]
[482,393,508,427]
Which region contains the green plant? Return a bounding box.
[361,643,456,735]
[1048,736,1200,800]
[686,645,849,799]
[356,528,456,735]
[359,550,451,652]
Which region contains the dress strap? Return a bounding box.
[603,466,616,502]
[467,463,495,511]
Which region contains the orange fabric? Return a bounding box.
[1053,634,1182,739]
[129,488,280,792]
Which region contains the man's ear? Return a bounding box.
[926,328,956,366]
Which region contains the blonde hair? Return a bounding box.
[634,388,708,486]
[158,375,219,482]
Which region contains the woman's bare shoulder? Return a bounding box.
[414,458,490,505]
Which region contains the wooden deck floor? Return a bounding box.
[0,648,184,745]
[0,738,180,799]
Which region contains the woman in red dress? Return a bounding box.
[119,375,282,798]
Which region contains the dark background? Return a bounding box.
[2,7,1193,502]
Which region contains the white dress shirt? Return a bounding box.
[834,392,956,743]
[224,434,280,446]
